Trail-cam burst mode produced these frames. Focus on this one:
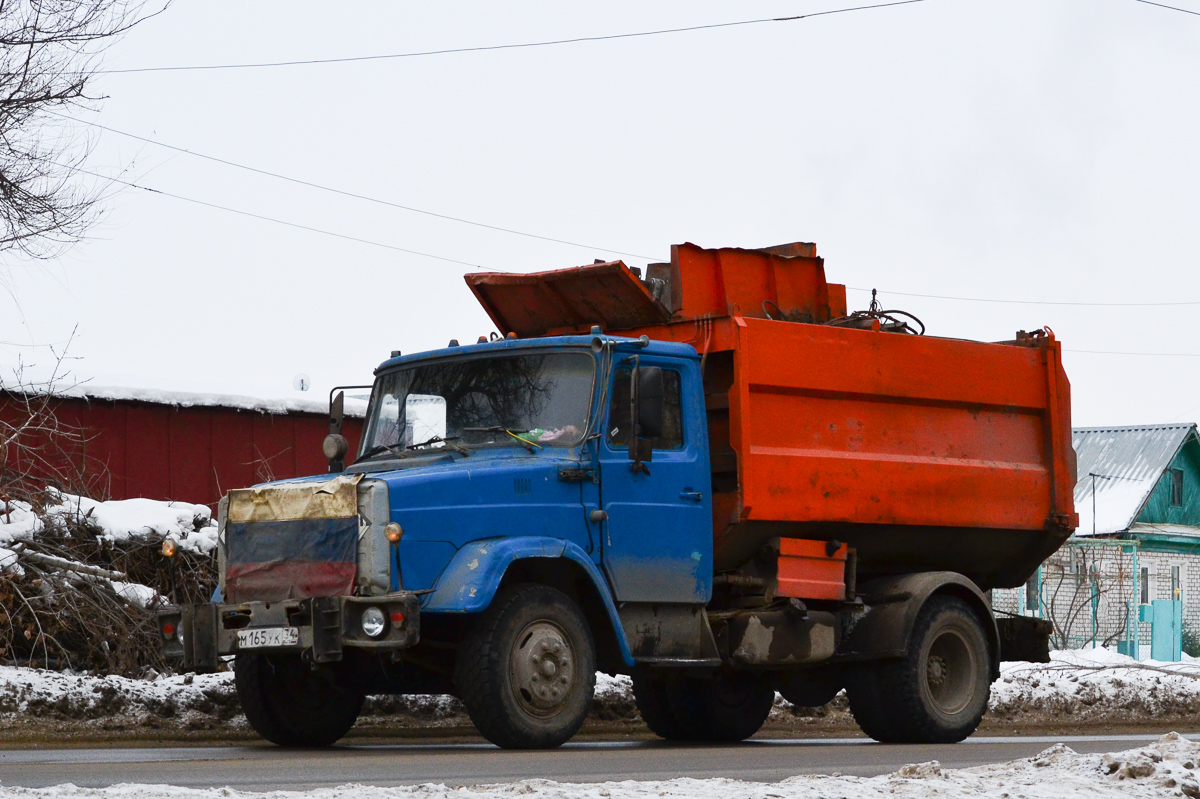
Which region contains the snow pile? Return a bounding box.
[0,498,44,541]
[0,665,237,723]
[1,490,217,554]
[992,646,1200,722]
[0,490,219,612]
[2,734,1197,798]
[41,490,218,554]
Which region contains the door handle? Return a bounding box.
[680,490,703,502]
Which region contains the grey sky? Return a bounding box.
[1,0,1197,427]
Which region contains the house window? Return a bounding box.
[1172,564,1185,604]
[1170,469,1184,507]
[1024,570,1039,615]
[1141,566,1149,604]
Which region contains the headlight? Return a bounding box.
[361,606,386,638]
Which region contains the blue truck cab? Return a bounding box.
[351,333,716,667]
[165,332,740,750]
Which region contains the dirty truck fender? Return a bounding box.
[421,536,634,667]
[841,571,1001,680]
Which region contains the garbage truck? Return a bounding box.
[160,241,1077,749]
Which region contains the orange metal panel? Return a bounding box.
[777,538,847,601]
[465,262,669,338]
[671,243,834,323]
[730,317,1067,531]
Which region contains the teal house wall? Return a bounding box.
[1136,437,1200,527]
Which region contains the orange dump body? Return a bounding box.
[466,242,1077,590]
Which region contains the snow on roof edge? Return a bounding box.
[1073,422,1195,434]
[4,384,368,417]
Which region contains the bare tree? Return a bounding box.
[0,0,164,262]
[0,329,109,500]
[1041,545,1134,650]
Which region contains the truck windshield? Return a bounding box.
[360,351,596,457]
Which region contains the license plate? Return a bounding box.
[237,627,300,649]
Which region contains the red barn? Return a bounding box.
[0,387,364,508]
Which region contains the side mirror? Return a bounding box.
[636,366,665,440]
[627,361,662,475]
[325,391,347,473]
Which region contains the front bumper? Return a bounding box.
[159,593,421,673]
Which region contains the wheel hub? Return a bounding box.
[510,621,575,716]
[925,629,975,714]
[927,655,947,688]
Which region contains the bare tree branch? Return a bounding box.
[0,1,167,263]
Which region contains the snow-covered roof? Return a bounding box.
[6,385,368,417]
[1127,522,1200,539]
[1074,423,1197,536]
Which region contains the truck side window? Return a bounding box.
[607,368,684,450]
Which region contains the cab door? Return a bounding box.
[597,355,712,603]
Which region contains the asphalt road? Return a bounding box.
[0,734,1186,790]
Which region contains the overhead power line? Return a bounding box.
[1132,0,1200,16]
[1067,349,1200,357]
[98,0,927,74]
[847,286,1200,307]
[58,114,660,261]
[71,165,484,268]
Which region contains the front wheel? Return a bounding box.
[846,595,991,743]
[234,653,364,747]
[455,584,597,749]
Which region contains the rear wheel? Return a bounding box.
[846,595,991,743]
[455,584,596,749]
[234,653,364,747]
[668,672,775,742]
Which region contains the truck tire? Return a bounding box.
[631,669,693,740]
[846,595,991,744]
[234,653,364,747]
[455,583,596,749]
[667,672,775,742]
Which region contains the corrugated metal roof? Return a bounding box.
[1127,522,1200,538]
[1073,423,1197,536]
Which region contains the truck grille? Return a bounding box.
[223,475,362,603]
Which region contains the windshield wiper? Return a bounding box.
[359,443,412,461]
[406,436,472,457]
[463,426,544,453]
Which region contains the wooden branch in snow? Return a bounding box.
[16,549,126,580]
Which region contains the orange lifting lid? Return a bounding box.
[464,242,846,339]
[465,260,670,338]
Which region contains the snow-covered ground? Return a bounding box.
[0,734,1196,798]
[992,647,1200,723]
[0,646,1197,736]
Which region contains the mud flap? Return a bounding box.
[180,603,219,673]
[996,616,1052,663]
